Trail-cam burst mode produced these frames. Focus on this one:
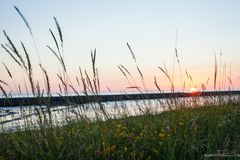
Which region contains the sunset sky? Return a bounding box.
[0,1,240,94]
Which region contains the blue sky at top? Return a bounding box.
[0,0,240,92]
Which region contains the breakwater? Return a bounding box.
[1,90,240,107]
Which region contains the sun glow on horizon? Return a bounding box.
[189,87,199,93]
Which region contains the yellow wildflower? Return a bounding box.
[105,145,116,154]
[159,132,166,140]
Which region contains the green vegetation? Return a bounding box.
[0,103,240,159]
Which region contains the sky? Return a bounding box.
[0,0,240,94]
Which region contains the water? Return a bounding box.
[0,99,163,131]
[1,95,239,132]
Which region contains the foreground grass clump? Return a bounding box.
[1,103,240,159]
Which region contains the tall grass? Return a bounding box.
[0,6,240,159]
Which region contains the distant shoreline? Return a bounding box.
[1,90,240,107]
